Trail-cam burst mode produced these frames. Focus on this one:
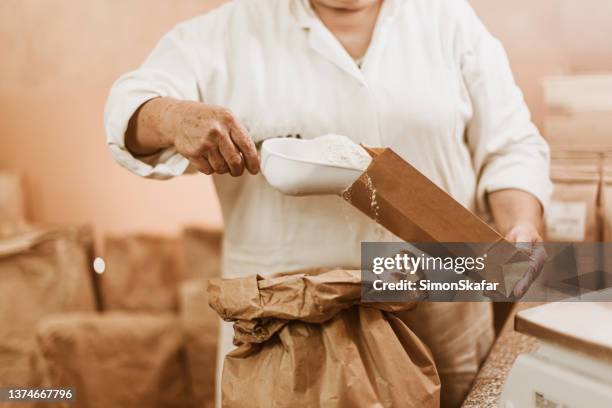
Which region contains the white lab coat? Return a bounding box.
[105,0,552,406]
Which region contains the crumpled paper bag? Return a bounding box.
[0,225,97,405]
[208,268,441,408]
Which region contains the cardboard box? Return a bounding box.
[100,234,187,312]
[546,154,602,242]
[0,226,97,396]
[37,313,195,408]
[0,171,27,237]
[179,279,218,408]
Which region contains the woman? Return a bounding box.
[105,0,552,406]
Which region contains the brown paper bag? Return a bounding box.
[344,147,502,244]
[179,279,218,408]
[546,154,601,242]
[37,312,195,408]
[343,147,522,296]
[183,226,222,279]
[100,234,187,312]
[208,269,441,408]
[602,157,612,289]
[0,226,97,404]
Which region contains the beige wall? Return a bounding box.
[472,0,612,128]
[0,0,226,241]
[1,0,611,241]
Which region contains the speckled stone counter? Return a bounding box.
[461,303,541,408]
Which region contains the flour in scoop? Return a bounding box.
[315,134,372,171]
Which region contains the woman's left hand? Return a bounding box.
[504,222,548,298]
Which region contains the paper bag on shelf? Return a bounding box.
[183,226,222,279]
[602,156,612,242]
[100,234,187,312]
[0,226,97,396]
[546,154,601,242]
[37,313,194,408]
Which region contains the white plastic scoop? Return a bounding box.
[260,135,371,196]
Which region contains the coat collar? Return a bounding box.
[291,0,407,30]
[289,0,407,84]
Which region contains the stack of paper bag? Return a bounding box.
[37,313,195,408]
[0,226,97,400]
[183,226,222,279]
[208,268,441,408]
[100,234,187,312]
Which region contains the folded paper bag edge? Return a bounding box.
[208,269,363,323]
[361,145,384,158]
[207,275,262,321]
[208,269,417,329]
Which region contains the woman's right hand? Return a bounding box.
[162,100,259,176]
[126,97,259,176]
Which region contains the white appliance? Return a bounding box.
[499,301,612,408]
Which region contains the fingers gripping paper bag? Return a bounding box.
[208,269,441,408]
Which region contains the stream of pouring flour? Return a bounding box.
[341,174,385,240]
[364,174,386,240]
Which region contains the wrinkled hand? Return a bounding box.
[163,100,259,176]
[505,222,548,298]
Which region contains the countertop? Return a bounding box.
[461,303,541,408]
